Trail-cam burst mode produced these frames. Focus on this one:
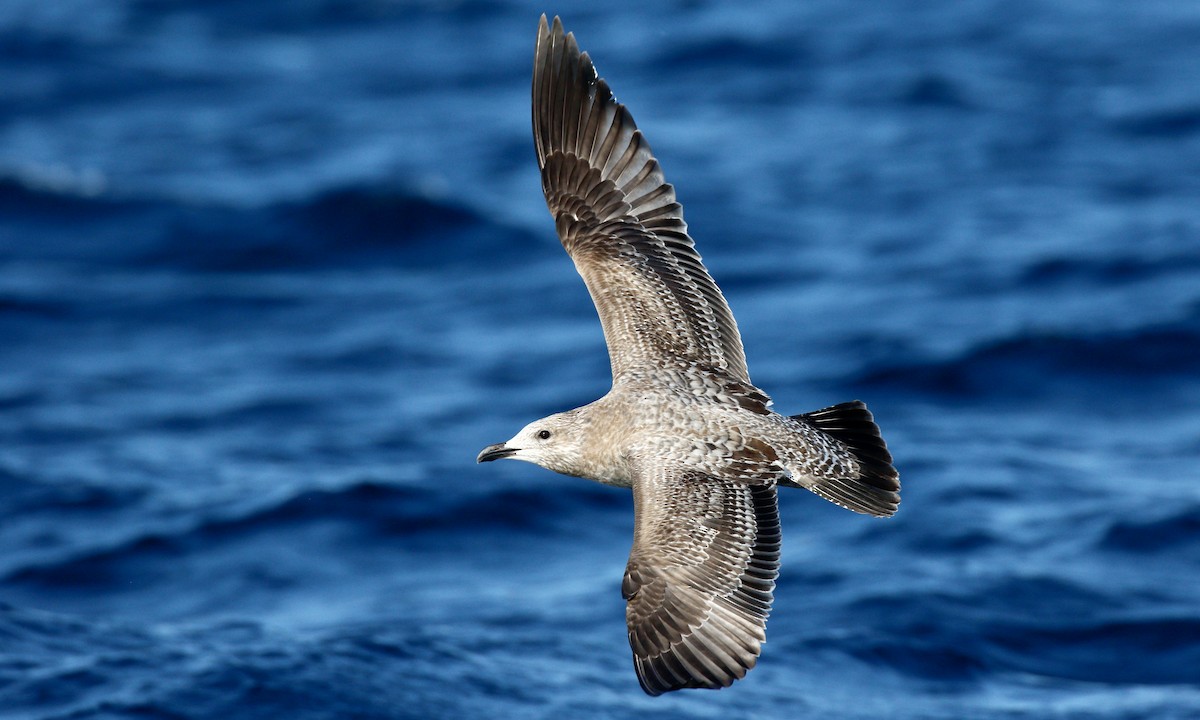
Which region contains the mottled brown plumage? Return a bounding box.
[477,15,900,696]
[533,17,749,385]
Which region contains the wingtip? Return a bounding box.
[535,15,556,55]
[537,15,572,53]
[633,655,745,696]
[539,14,564,44]
[536,14,549,51]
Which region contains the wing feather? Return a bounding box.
[623,459,781,695]
[533,15,749,383]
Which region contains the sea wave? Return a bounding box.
[857,316,1200,398]
[1100,507,1200,553]
[0,176,530,272]
[0,480,624,592]
[800,575,1200,685]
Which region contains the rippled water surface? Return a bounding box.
[3,1,1200,718]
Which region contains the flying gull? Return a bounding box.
[478,15,900,696]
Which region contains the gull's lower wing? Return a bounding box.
[623,458,781,695]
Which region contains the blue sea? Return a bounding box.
[3,1,1200,718]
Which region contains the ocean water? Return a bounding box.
[2,1,1200,718]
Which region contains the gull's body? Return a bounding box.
[478,16,900,696]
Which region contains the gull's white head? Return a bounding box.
[476,410,588,478]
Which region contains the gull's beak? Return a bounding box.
[477,443,516,463]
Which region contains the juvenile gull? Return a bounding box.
[478,15,900,696]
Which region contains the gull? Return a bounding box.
[478,15,900,696]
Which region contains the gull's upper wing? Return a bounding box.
[623,453,782,695]
[533,15,750,384]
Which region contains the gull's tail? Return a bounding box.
[786,401,900,517]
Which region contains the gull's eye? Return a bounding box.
[536,429,552,440]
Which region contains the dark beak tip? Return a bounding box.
[477,443,515,463]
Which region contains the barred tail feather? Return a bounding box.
[792,401,900,517]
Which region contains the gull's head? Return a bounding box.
[476,411,586,477]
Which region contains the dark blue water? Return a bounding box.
[3,1,1200,718]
